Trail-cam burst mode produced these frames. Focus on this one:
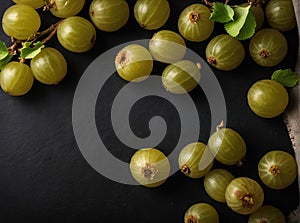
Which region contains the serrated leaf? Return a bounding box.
[271,69,299,87]
[210,2,234,23]
[235,10,256,40]
[20,41,45,59]
[0,53,13,70]
[224,5,251,37]
[0,41,9,60]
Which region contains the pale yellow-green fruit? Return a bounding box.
[115,44,153,82]
[178,142,214,178]
[0,62,34,96]
[2,4,41,40]
[30,47,67,85]
[129,148,170,187]
[13,0,45,9]
[57,16,96,53]
[50,0,85,18]
[89,0,130,32]
[184,203,219,223]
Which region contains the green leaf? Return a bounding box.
[20,41,45,59]
[0,53,13,70]
[271,69,299,87]
[224,5,251,37]
[0,41,9,60]
[210,2,235,23]
[235,10,256,40]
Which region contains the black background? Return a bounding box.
[0,0,299,222]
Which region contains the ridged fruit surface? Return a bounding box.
[178,4,214,42]
[2,4,41,40]
[206,34,245,71]
[178,142,214,178]
[57,16,96,53]
[89,0,129,32]
[249,28,288,67]
[208,127,246,165]
[30,47,67,85]
[115,44,153,82]
[247,79,289,118]
[162,60,201,94]
[0,62,34,96]
[129,148,170,187]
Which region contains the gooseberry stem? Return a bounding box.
[27,19,64,43]
[41,20,64,44]
[203,0,230,8]
[216,120,225,131]
[6,19,63,60]
[43,0,56,11]
[7,40,19,55]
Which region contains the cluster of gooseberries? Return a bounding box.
[0,0,130,95]
[130,121,297,222]
[0,0,299,222]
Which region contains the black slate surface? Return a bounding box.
[0,0,299,222]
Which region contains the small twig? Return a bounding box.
[5,19,64,59]
[203,0,214,7]
[42,25,58,44]
[203,0,230,9]
[7,42,18,55]
[216,120,225,131]
[27,19,63,43]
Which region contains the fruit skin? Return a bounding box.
[115,44,153,82]
[89,0,129,32]
[129,148,170,187]
[248,205,286,223]
[207,127,246,165]
[249,28,288,67]
[50,0,85,18]
[30,47,67,85]
[225,177,264,215]
[12,0,45,9]
[2,4,41,40]
[204,169,234,203]
[266,0,296,32]
[205,34,245,71]
[162,60,201,94]
[0,62,34,96]
[250,5,265,31]
[184,203,219,223]
[178,4,214,42]
[178,142,214,178]
[57,16,96,53]
[247,79,289,118]
[134,0,170,30]
[149,30,186,64]
[258,150,297,189]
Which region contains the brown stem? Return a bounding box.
[43,0,56,11]
[28,19,64,43]
[41,20,63,44]
[203,0,214,8]
[7,42,18,55]
[19,58,25,63]
[216,120,225,131]
[5,19,64,59]
[203,0,230,8]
